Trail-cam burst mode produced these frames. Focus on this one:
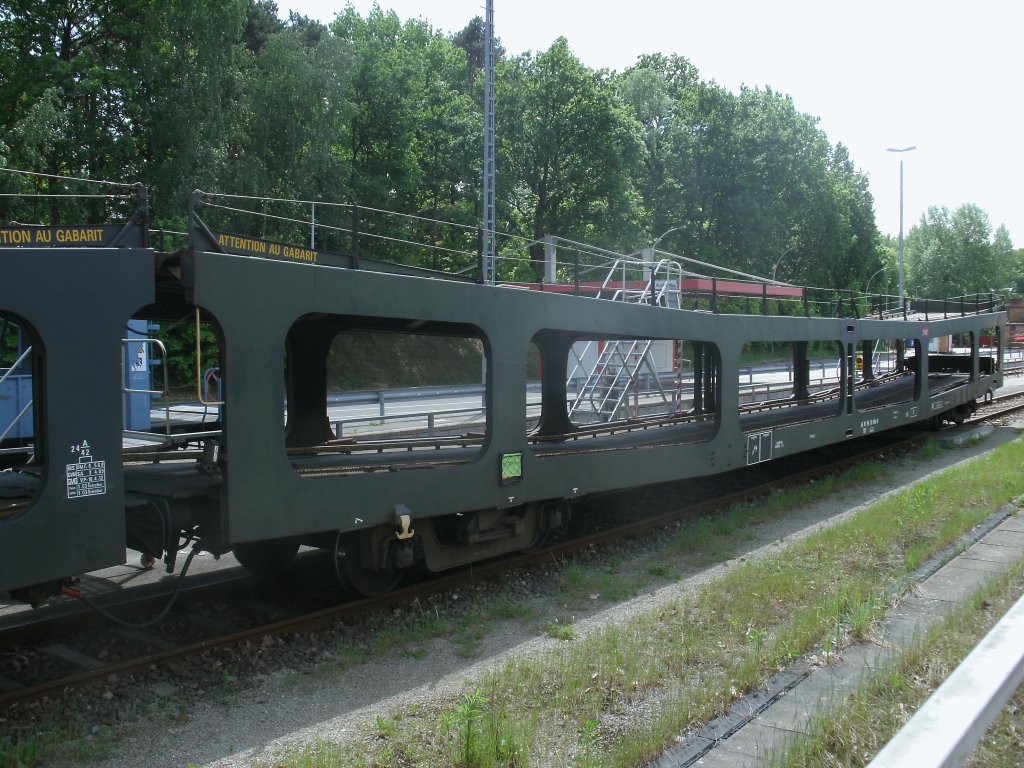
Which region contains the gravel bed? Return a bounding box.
[0,647,82,688]
[66,630,161,666]
[1,422,1019,767]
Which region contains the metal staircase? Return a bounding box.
[567,259,685,423]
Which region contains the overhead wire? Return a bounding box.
[201,201,335,230]
[171,187,690,279]
[200,190,480,232]
[651,247,780,284]
[0,166,136,189]
[1,171,814,291]
[0,193,123,199]
[199,190,347,207]
[198,190,537,247]
[200,201,478,260]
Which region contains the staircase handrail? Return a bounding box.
[0,346,32,387]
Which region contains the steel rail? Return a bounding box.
[3,389,1018,709]
[0,431,929,710]
[970,391,1024,422]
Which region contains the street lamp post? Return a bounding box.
[887,145,917,310]
[772,245,798,283]
[648,225,682,255]
[866,267,887,313]
[640,225,684,263]
[639,226,684,303]
[866,267,885,294]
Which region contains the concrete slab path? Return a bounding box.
[651,460,1024,767]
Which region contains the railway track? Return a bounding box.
[2,387,1022,721]
[1,423,981,716]
[973,388,1024,421]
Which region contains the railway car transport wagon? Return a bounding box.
[0,186,1005,606]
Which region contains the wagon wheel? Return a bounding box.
[333,531,403,598]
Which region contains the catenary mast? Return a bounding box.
[482,0,496,284]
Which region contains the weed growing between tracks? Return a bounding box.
[0,704,121,768]
[277,435,1024,768]
[772,562,1024,768]
[553,456,890,612]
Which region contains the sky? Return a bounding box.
[280,0,1023,248]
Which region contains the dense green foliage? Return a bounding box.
[904,203,1018,299]
[2,1,1009,296]
[327,332,484,390]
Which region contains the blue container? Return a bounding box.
[123,319,152,431]
[0,373,33,441]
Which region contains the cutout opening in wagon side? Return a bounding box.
[0,312,40,515]
[529,331,721,455]
[284,316,488,477]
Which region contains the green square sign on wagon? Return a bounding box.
[500,452,523,484]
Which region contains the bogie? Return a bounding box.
[333,531,404,598]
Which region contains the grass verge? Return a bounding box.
[293,434,1024,767]
[772,562,1024,767]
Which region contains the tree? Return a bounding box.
[140,0,249,211]
[408,26,481,269]
[0,1,883,288]
[242,0,284,55]
[496,38,645,268]
[645,78,876,289]
[451,16,505,88]
[1011,244,1024,295]
[867,233,899,299]
[905,204,1016,299]
[801,142,877,291]
[239,25,353,197]
[615,54,701,242]
[0,0,153,222]
[331,7,481,266]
